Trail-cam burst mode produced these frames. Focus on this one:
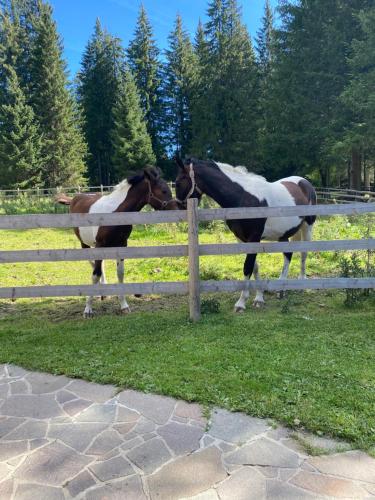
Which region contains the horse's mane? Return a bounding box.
[113,179,130,192]
[215,162,266,182]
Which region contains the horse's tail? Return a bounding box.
[55,193,72,206]
[300,179,317,226]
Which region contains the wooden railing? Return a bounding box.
[0,201,374,321]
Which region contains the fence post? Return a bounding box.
[187,198,201,322]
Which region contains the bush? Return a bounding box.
[339,252,375,307]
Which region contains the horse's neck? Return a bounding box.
[116,186,147,213]
[198,172,243,208]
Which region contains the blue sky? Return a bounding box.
[50,0,278,77]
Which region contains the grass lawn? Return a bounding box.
[0,214,374,453]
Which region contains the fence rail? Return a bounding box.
[1,201,374,321]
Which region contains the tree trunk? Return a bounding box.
[364,158,371,191]
[350,149,362,190]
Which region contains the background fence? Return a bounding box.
[1,185,375,204]
[0,200,374,321]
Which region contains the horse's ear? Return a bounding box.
[144,166,160,181]
[127,171,145,185]
[175,155,185,170]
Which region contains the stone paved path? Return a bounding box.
[1,364,375,499]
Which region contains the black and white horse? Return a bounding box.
[175,158,317,312]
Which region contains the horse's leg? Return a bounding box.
[300,222,313,279]
[84,260,102,318]
[100,261,107,301]
[252,260,265,307]
[234,253,257,313]
[117,259,131,314]
[278,245,293,299]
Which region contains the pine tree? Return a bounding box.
[191,0,259,166]
[164,15,196,157]
[0,63,41,188]
[28,0,86,187]
[256,0,274,78]
[77,19,124,184]
[127,5,165,160]
[111,71,155,178]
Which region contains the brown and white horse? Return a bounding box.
[175,158,317,312]
[57,167,178,317]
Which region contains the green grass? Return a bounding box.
[0,214,374,452]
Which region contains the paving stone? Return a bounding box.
[295,431,351,454]
[29,438,49,451]
[0,417,25,437]
[65,470,96,497]
[121,436,143,451]
[218,441,236,453]
[0,479,14,500]
[364,483,375,495]
[118,389,175,424]
[90,456,134,481]
[157,422,204,455]
[113,421,137,435]
[0,463,10,481]
[226,437,300,468]
[0,384,9,399]
[309,451,375,484]
[175,401,204,420]
[14,441,91,486]
[63,398,92,416]
[56,389,77,404]
[48,423,107,452]
[278,467,298,481]
[85,475,146,500]
[133,416,156,435]
[301,461,317,472]
[4,420,47,441]
[266,426,290,441]
[257,466,279,478]
[15,483,65,500]
[144,432,157,441]
[203,436,216,447]
[217,467,266,500]
[147,447,227,500]
[1,394,63,418]
[127,437,172,474]
[282,438,308,455]
[86,429,124,455]
[172,416,189,423]
[0,441,28,461]
[0,364,7,377]
[6,365,28,378]
[116,405,140,422]
[6,455,25,467]
[9,380,29,395]
[291,470,368,498]
[208,408,269,444]
[67,379,116,403]
[266,480,320,499]
[181,490,219,500]
[96,447,120,462]
[75,403,116,423]
[26,372,70,394]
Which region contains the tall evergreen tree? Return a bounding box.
[111,70,155,178]
[256,0,274,78]
[77,19,124,185]
[127,5,165,160]
[0,64,41,187]
[164,14,196,157]
[28,0,86,187]
[191,0,259,167]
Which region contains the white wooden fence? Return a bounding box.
[0,201,374,321]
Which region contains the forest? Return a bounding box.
[0,0,374,189]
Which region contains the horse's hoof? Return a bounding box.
[121,307,131,315]
[234,306,245,314]
[253,300,265,308]
[134,294,142,298]
[84,311,94,319]
[101,296,106,301]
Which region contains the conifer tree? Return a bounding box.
[256,0,274,79]
[164,15,196,156]
[28,0,86,187]
[127,5,165,160]
[77,19,124,185]
[0,64,41,188]
[191,0,259,166]
[111,71,155,178]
